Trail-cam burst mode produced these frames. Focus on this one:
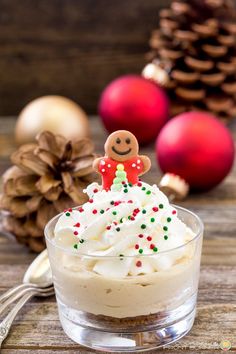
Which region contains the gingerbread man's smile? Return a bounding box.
[112,146,132,156]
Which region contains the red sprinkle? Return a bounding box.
[172,210,177,215]
[114,201,121,206]
[68,208,72,212]
[137,182,142,187]
[78,207,84,213]
[134,208,140,214]
[138,234,144,238]
[106,225,111,230]
[113,221,118,225]
[147,236,152,241]
[73,231,78,236]
[150,244,155,249]
[92,209,97,214]
[128,200,133,203]
[130,216,135,221]
[106,207,110,211]
[74,223,80,227]
[135,244,139,249]
[89,199,93,203]
[152,207,159,212]
[93,188,98,193]
[136,260,142,267]
[122,181,126,184]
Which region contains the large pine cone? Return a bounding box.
[143,0,236,121]
[0,131,98,252]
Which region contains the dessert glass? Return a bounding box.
[45,205,203,352]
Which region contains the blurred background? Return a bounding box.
[0,0,168,115]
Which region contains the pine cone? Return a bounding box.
[143,0,236,122]
[0,131,98,252]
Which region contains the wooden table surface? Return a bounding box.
[0,117,235,353]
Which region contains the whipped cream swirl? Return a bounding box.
[54,181,194,278]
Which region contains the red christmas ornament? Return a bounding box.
[156,112,235,192]
[98,75,169,144]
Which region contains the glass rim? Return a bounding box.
[44,204,204,258]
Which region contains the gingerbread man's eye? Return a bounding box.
[116,138,121,144]
[126,138,131,144]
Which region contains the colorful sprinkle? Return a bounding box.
[78,207,84,212]
[79,239,85,243]
[106,225,111,230]
[65,212,70,217]
[150,217,155,223]
[130,216,135,221]
[100,209,104,214]
[153,247,158,252]
[138,234,144,238]
[139,249,143,254]
[74,223,80,227]
[142,187,146,191]
[159,204,164,209]
[73,231,78,236]
[128,200,133,203]
[73,244,78,249]
[124,189,128,193]
[116,227,120,232]
[92,209,97,214]
[89,199,93,203]
[164,235,168,240]
[128,183,133,187]
[136,260,142,267]
[163,226,168,231]
[146,190,151,195]
[68,208,72,212]
[172,210,177,215]
[167,217,172,222]
[150,244,155,249]
[110,201,114,205]
[137,182,142,187]
[119,254,124,260]
[152,207,159,212]
[142,209,146,214]
[141,224,146,229]
[112,211,117,215]
[135,244,139,249]
[147,236,152,241]
[93,188,98,193]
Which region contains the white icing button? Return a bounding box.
[102,169,105,173]
[101,160,106,165]
[137,166,141,170]
[108,164,111,168]
[137,159,141,164]
[132,163,136,168]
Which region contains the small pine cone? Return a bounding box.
[0,131,98,252]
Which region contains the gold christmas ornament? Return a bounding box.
[15,96,90,145]
[0,131,98,252]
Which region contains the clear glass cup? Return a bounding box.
[45,205,203,352]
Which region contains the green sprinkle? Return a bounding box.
[120,218,123,223]
[112,211,117,215]
[73,244,78,249]
[124,188,128,193]
[100,209,104,214]
[142,209,146,214]
[128,215,131,220]
[146,190,151,195]
[167,217,172,222]
[110,201,114,205]
[159,204,164,209]
[116,227,120,232]
[141,224,146,229]
[80,239,85,243]
[141,187,146,191]
[163,226,168,231]
[150,217,155,223]
[124,184,128,187]
[139,249,143,254]
[128,183,133,187]
[119,254,124,260]
[164,235,168,240]
[65,212,70,217]
[153,247,158,252]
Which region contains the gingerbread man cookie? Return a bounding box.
[93,130,151,191]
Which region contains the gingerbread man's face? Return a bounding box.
[104,130,139,161]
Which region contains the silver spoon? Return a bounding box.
[0,249,54,347]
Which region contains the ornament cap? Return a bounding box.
[159,173,189,201]
[142,62,170,87]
